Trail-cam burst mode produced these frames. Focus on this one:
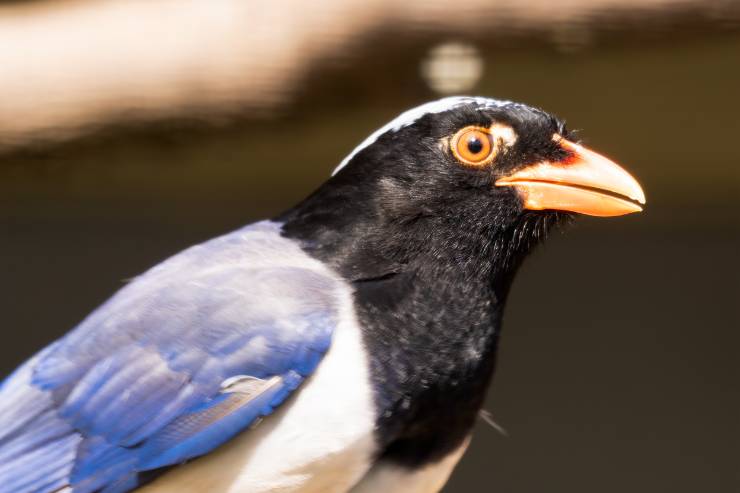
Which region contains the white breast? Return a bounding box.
[140,287,379,493]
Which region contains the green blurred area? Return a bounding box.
[1,23,738,493]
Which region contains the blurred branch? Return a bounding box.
[0,0,737,150]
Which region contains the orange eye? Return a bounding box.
[451,127,496,167]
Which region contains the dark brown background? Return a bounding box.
[1,4,738,491]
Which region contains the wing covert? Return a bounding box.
[0,221,342,493]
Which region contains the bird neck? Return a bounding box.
[279,179,553,308]
[279,182,559,467]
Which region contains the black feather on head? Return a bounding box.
[282,97,572,285]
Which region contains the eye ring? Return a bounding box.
[450,126,497,167]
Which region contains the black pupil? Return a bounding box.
[466,136,484,154]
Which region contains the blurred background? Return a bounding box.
[1,0,739,491]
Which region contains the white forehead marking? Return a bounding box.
[490,123,518,147]
[332,96,515,175]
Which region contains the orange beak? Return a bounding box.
[495,136,646,217]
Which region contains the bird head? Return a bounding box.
[332,96,645,220]
[284,96,645,283]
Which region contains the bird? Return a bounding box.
[0,96,645,493]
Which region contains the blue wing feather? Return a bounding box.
[0,221,340,493]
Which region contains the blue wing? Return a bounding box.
[0,221,341,493]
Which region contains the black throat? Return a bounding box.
[280,164,562,467]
